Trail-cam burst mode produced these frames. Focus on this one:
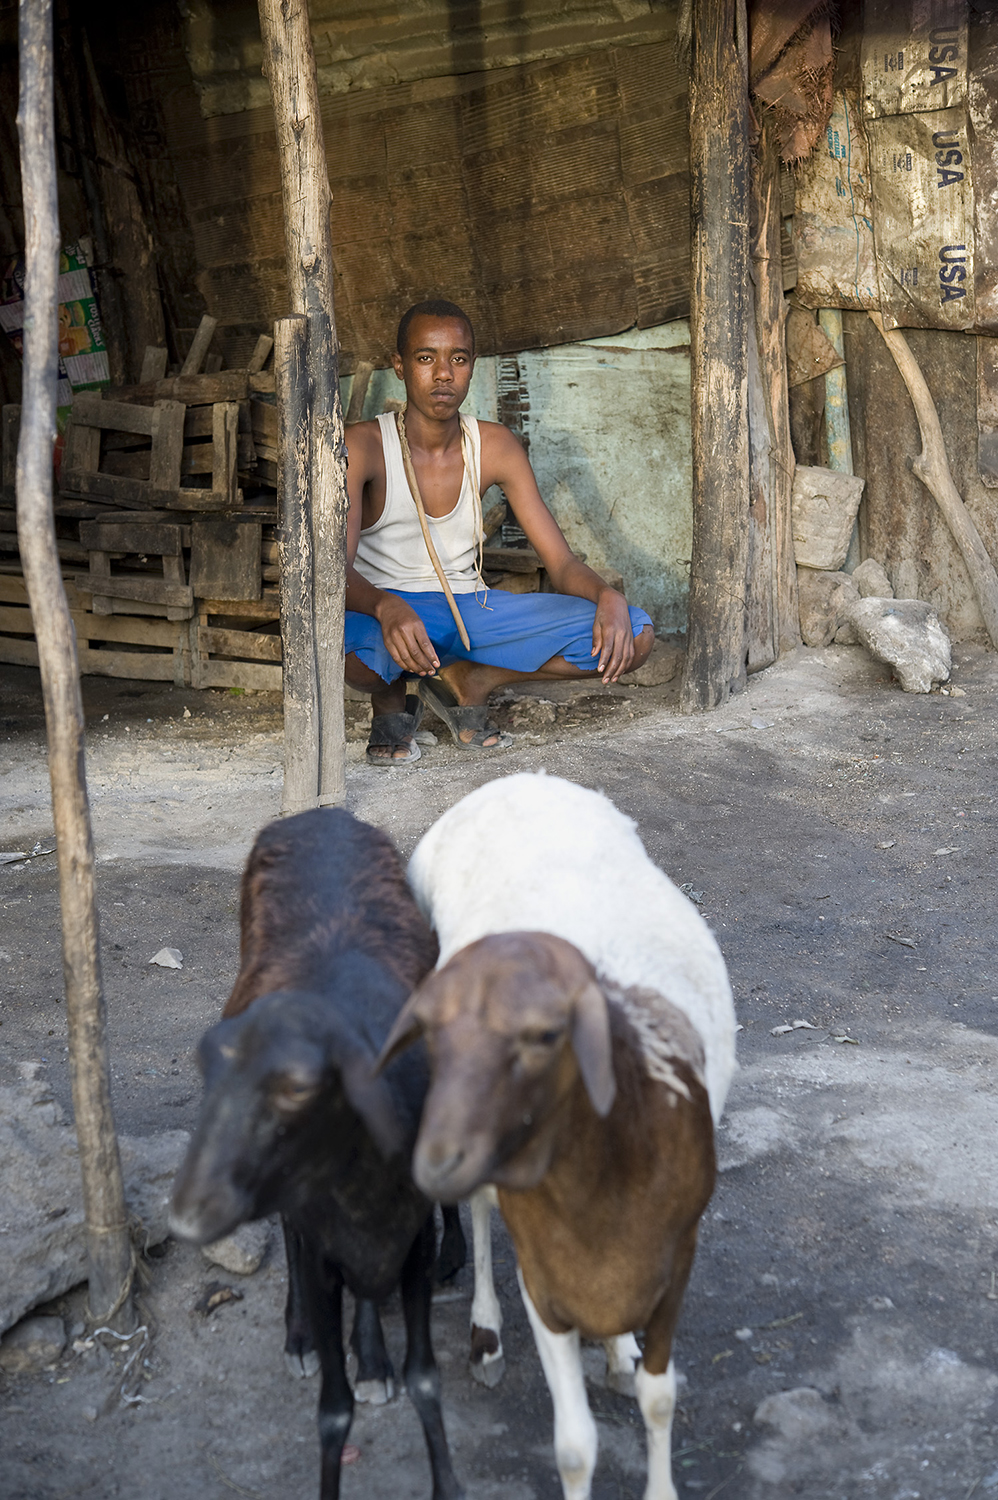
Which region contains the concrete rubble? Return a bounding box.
[0,1075,189,1337]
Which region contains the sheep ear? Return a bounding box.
[571,981,616,1118]
[375,990,429,1075]
[341,1054,405,1160]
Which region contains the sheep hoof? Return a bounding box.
[470,1352,505,1388]
[354,1377,394,1405]
[285,1350,320,1379]
[605,1368,636,1398]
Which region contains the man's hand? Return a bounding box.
[375,594,440,676]
[591,589,636,684]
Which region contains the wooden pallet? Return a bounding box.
[0,575,188,682]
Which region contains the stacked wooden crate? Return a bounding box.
[0,316,284,691]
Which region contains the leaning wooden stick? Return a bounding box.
[869,311,998,650]
[16,0,134,1329]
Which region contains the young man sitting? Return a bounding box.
[344,299,655,763]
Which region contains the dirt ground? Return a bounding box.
[1,640,997,1500]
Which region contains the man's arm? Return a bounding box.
[344,423,439,676]
[481,424,639,682]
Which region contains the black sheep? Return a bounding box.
[169,808,463,1500]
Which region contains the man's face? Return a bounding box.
[392,315,474,420]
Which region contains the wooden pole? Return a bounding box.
[869,311,998,649]
[746,121,800,671]
[275,314,320,814]
[16,0,134,1331]
[681,0,751,712]
[258,0,348,807]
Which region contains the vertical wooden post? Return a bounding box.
[16,0,133,1330]
[681,0,752,712]
[746,122,800,671]
[275,314,320,814]
[258,0,348,807]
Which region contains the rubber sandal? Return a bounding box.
[366,695,423,766]
[417,679,512,751]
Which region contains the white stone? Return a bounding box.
[201,1219,271,1276]
[149,947,183,969]
[792,466,866,570]
[851,558,894,599]
[0,1315,67,1374]
[846,597,951,693]
[0,1078,189,1336]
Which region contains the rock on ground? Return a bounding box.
[202,1220,272,1276]
[0,1315,67,1375]
[0,1077,189,1335]
[852,558,894,598]
[847,597,951,692]
[619,635,684,687]
[796,568,860,648]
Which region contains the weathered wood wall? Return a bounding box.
[99,0,692,370]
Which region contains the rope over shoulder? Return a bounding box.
[394,406,490,653]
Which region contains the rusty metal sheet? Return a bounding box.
[861,0,967,118]
[792,92,879,310]
[866,107,974,330]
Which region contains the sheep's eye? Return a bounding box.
[271,1082,317,1115]
[523,1028,563,1048]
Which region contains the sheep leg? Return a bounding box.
[518,1270,598,1500]
[635,1229,699,1500]
[298,1246,354,1500]
[436,1202,467,1283]
[469,1187,505,1387]
[603,1332,641,1396]
[350,1297,395,1404]
[400,1214,465,1500]
[281,1218,319,1379]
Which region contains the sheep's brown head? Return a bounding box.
[377,931,616,1202]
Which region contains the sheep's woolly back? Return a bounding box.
[408,773,736,1121]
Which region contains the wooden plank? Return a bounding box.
[149,401,186,489]
[70,611,183,648]
[247,333,274,372]
[77,646,178,681]
[0,635,39,667]
[196,657,282,691]
[73,392,158,436]
[139,346,169,382]
[73,571,193,608]
[0,574,28,603]
[251,398,278,445]
[62,419,101,475]
[212,402,239,503]
[181,314,218,375]
[189,518,262,600]
[199,624,282,662]
[200,594,281,619]
[0,604,33,633]
[80,521,184,554]
[107,370,250,405]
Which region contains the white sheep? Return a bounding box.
[382,772,737,1500]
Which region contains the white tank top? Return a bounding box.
[353,412,482,594]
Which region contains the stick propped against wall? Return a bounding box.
[869,311,998,650]
[15,0,134,1331]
